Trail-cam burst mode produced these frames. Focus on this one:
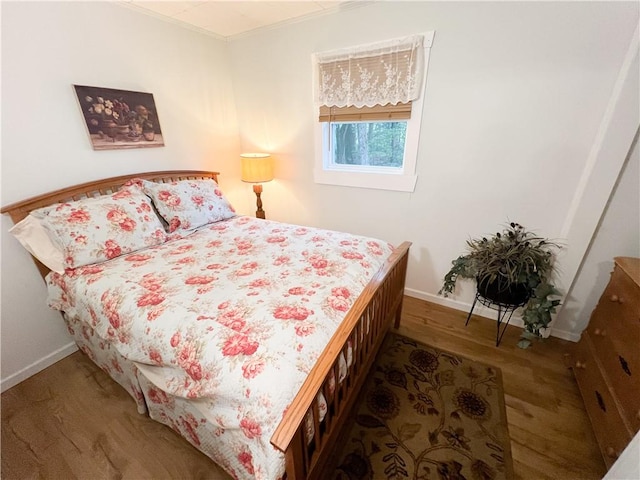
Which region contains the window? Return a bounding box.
[314,33,434,192]
[321,103,410,169]
[329,120,407,168]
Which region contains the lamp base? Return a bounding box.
[253,184,265,219]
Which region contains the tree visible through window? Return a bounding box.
[331,121,407,167]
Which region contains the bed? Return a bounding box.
[1,170,411,480]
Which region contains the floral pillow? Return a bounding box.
[141,179,236,233]
[32,186,167,269]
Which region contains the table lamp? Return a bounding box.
[240,153,274,219]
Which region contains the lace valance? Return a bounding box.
[315,35,424,108]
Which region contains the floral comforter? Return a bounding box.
[47,216,393,479]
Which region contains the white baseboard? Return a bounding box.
[1,341,78,393]
[403,288,580,343]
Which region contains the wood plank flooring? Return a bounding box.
[1,297,606,479]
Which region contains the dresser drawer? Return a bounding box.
[588,268,640,431]
[587,312,639,428]
[572,334,633,468]
[598,264,640,333]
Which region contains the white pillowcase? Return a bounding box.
[9,214,66,273]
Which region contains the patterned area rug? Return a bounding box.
[330,333,513,480]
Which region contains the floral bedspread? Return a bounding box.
[47,216,393,479]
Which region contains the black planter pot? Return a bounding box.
[476,276,530,306]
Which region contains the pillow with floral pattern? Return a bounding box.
[32,185,167,269]
[141,179,236,233]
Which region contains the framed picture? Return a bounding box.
[73,85,164,150]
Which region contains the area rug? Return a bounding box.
[330,332,513,480]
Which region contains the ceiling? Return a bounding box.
[121,1,349,39]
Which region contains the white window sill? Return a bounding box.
[314,169,417,192]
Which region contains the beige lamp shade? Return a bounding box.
[240,153,274,183]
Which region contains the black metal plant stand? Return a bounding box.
[465,293,529,346]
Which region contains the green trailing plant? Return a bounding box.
[439,222,562,348]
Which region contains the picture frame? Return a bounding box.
[73,85,164,150]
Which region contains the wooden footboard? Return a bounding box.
[270,241,411,479]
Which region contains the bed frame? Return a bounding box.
[1,170,411,479]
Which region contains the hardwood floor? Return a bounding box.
[1,297,605,479]
[398,297,605,480]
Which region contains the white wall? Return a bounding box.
[228,1,639,338]
[556,133,639,334]
[0,1,241,390]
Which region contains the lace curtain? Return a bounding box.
[315,35,424,108]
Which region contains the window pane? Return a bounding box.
[330,121,407,167]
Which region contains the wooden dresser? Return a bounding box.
[568,257,640,469]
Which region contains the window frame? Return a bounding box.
[313,32,434,192]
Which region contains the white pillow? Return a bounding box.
[9,214,66,273]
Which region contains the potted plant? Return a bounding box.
[439,222,562,348]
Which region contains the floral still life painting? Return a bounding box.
[74,85,164,150]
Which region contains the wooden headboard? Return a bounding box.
[1,170,220,278]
